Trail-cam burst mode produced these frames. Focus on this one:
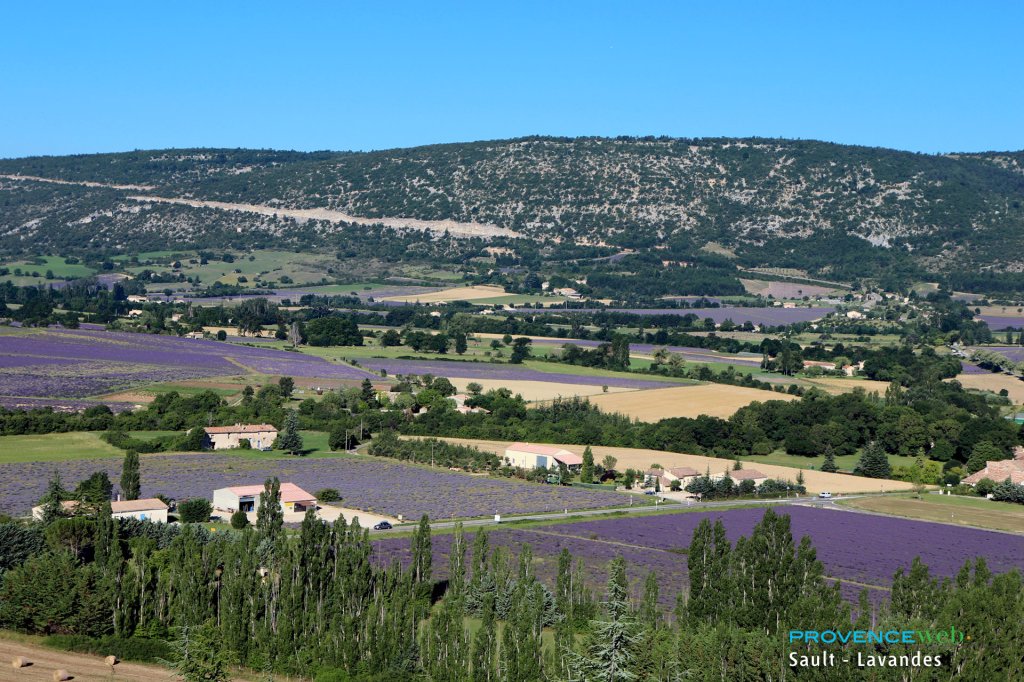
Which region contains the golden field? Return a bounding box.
[587,383,797,420]
[435,438,917,495]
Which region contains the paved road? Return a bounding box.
[371,493,861,534]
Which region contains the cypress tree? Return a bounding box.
[277,410,303,455]
[120,449,141,500]
[581,446,594,484]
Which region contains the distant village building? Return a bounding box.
[213,482,317,514]
[204,424,278,450]
[504,442,583,472]
[962,447,1024,486]
[845,310,865,319]
[553,287,582,300]
[126,295,149,303]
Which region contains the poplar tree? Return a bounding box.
[256,477,283,542]
[580,445,595,484]
[685,518,732,625]
[411,515,433,605]
[471,592,497,682]
[120,449,141,500]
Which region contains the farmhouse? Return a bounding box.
[962,447,1024,486]
[31,498,168,522]
[505,442,584,472]
[111,498,168,523]
[666,466,701,485]
[204,423,278,450]
[730,469,768,485]
[213,482,317,514]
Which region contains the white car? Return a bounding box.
[818,491,832,499]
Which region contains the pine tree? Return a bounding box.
[565,555,639,682]
[277,410,303,455]
[120,449,141,500]
[256,477,283,542]
[169,621,230,682]
[820,446,839,473]
[581,446,594,484]
[854,441,891,478]
[40,469,68,524]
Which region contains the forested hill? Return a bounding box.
[1,137,1023,275]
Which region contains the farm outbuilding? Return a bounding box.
[213,482,317,514]
[204,423,278,450]
[730,469,769,485]
[962,447,1024,486]
[111,498,168,523]
[505,442,584,472]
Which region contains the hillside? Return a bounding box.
[1,137,1023,276]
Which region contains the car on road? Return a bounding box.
[818,491,832,499]
[373,521,393,530]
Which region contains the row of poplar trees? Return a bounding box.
[0,482,1021,681]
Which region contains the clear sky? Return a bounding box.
[2,1,1021,158]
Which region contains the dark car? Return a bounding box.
[373,521,393,530]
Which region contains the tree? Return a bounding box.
[256,477,283,541]
[565,555,639,681]
[820,446,839,473]
[966,440,1004,474]
[169,621,230,682]
[509,337,533,364]
[454,331,468,355]
[276,410,303,455]
[278,376,294,398]
[854,440,891,479]
[178,498,212,523]
[581,446,595,484]
[230,510,250,529]
[120,450,141,500]
[314,488,342,503]
[39,470,68,524]
[602,455,618,474]
[74,471,113,504]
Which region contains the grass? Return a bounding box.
[741,449,919,473]
[838,493,1024,533]
[0,432,122,463]
[0,255,96,279]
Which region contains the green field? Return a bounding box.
[838,493,1024,533]
[0,432,122,463]
[741,449,919,473]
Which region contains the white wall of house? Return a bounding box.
[208,430,277,450]
[112,508,168,523]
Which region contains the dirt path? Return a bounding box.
[127,195,519,239]
[0,174,155,191]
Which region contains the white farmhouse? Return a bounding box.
[111,498,169,523]
[204,423,278,450]
[504,442,583,472]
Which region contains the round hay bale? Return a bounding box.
[11,656,30,668]
[104,654,119,666]
[53,670,72,681]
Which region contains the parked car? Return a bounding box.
[373,521,393,530]
[818,491,832,499]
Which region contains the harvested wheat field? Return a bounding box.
[381,285,507,303]
[802,377,891,396]
[449,378,634,402]
[0,636,238,682]
[952,372,1024,404]
[588,383,797,420]
[439,438,916,495]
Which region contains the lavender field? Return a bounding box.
[529,337,763,368]
[983,346,1024,362]
[0,453,631,519]
[374,506,1024,609]
[0,327,375,402]
[357,358,677,388]
[977,316,1024,331]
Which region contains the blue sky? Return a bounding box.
[1,1,1021,157]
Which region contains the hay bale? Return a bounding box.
[11,656,30,668]
[53,670,72,681]
[104,654,119,666]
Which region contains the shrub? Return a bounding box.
[974,478,996,496]
[178,498,212,523]
[230,510,250,529]
[315,488,342,503]
[44,634,172,663]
